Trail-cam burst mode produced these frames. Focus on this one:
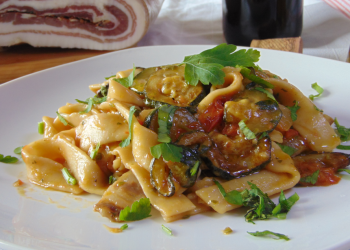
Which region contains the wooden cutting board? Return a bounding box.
[0,44,112,84]
[0,37,302,84]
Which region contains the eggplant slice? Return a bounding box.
[150,158,175,197]
[150,144,201,196]
[293,152,350,186]
[203,133,272,179]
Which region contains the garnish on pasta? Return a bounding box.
[20,44,349,238]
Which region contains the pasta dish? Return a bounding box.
[21,44,350,224]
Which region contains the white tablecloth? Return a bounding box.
[138,0,350,62]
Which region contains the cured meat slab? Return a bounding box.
[0,0,164,50]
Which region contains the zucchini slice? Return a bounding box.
[131,67,159,94]
[202,133,272,179]
[224,89,282,135]
[144,65,205,111]
[150,158,175,197]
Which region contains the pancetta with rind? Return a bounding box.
[0,0,164,50]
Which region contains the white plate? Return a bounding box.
[1,45,350,250]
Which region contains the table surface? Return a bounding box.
[0,0,349,85]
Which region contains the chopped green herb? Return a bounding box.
[190,161,200,176]
[119,106,137,148]
[314,105,323,112]
[109,175,117,184]
[258,131,269,140]
[272,191,299,218]
[105,74,115,80]
[277,143,297,156]
[213,180,243,205]
[120,224,128,231]
[99,85,108,97]
[287,101,300,122]
[181,43,261,86]
[114,65,135,88]
[14,146,23,155]
[238,120,256,140]
[90,142,100,160]
[254,87,277,102]
[248,230,290,241]
[119,198,152,221]
[150,143,183,163]
[77,96,107,114]
[56,112,73,127]
[38,121,45,134]
[215,181,298,223]
[61,167,77,185]
[157,105,177,143]
[334,118,350,142]
[337,145,350,150]
[162,225,173,236]
[309,82,324,101]
[300,170,319,185]
[338,169,350,174]
[241,182,276,223]
[240,67,274,89]
[0,154,18,164]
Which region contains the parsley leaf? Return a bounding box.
[182,44,260,86]
[214,181,299,223]
[114,65,135,88]
[277,143,297,156]
[157,105,177,143]
[238,120,256,140]
[338,169,350,174]
[272,191,299,219]
[213,180,243,205]
[0,154,18,164]
[300,170,319,185]
[99,85,108,97]
[254,87,277,102]
[105,74,115,80]
[242,182,276,223]
[77,96,107,114]
[287,101,300,122]
[14,146,23,155]
[120,106,137,148]
[119,197,152,221]
[334,118,350,142]
[309,82,324,101]
[150,143,183,163]
[248,230,290,241]
[239,67,274,89]
[337,145,350,150]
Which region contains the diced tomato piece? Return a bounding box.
[284,128,299,139]
[222,123,239,137]
[198,96,230,132]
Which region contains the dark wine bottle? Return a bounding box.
[222,0,303,46]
